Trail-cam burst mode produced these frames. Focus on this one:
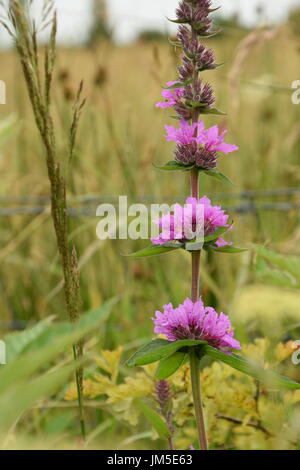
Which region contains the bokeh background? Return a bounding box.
[0,0,300,450]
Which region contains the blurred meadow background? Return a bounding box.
[0,0,300,450]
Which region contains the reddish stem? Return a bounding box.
[190,168,201,302]
[191,250,201,302]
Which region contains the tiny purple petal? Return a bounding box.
[215,237,233,247]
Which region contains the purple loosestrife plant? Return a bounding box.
[127,0,300,451]
[155,380,175,450]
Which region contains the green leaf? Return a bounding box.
[126,338,206,367]
[164,79,193,89]
[28,299,116,350]
[5,317,54,362]
[253,245,300,287]
[0,364,76,433]
[156,351,186,380]
[204,226,230,243]
[0,299,117,393]
[162,241,185,248]
[197,29,222,38]
[168,40,182,48]
[192,22,211,31]
[125,244,182,259]
[185,103,226,114]
[136,400,171,439]
[167,18,190,25]
[186,100,208,109]
[204,346,300,390]
[257,264,297,289]
[185,226,230,252]
[203,169,235,186]
[198,62,224,72]
[154,161,194,171]
[210,245,247,254]
[201,107,226,116]
[208,7,221,13]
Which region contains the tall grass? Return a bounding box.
[1,0,88,438]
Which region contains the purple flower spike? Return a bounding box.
[153,298,241,352]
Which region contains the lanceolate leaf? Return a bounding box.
[0,364,76,433]
[154,161,194,172]
[185,227,230,252]
[5,317,54,362]
[210,245,247,254]
[126,338,207,367]
[136,400,171,439]
[201,107,226,116]
[208,7,221,13]
[167,18,190,25]
[203,169,235,186]
[168,39,182,48]
[198,62,224,72]
[204,226,230,243]
[204,346,300,390]
[197,29,223,38]
[163,241,185,248]
[0,299,117,394]
[253,245,300,286]
[186,100,208,109]
[156,351,187,380]
[164,79,193,89]
[125,244,182,259]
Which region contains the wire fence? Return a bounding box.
[1,187,299,331]
[0,188,300,217]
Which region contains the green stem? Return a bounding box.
[73,345,86,441]
[189,349,208,450]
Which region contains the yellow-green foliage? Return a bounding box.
[232,284,300,337]
[66,340,300,450]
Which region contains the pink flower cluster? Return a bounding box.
[165,120,238,155]
[151,196,232,247]
[153,298,241,352]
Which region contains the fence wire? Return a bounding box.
[0,188,300,217]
